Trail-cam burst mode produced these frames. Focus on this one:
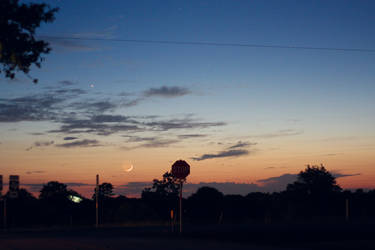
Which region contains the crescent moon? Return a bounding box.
[125,164,134,172]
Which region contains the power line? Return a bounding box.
[39,35,375,53]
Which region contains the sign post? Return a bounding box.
[0,175,4,230]
[96,174,99,228]
[171,160,190,234]
[0,175,3,196]
[9,175,19,198]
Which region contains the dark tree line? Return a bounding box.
[1,165,375,228]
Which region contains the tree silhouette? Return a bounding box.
[39,181,80,225]
[286,165,342,219]
[141,172,180,221]
[0,0,58,82]
[287,164,342,196]
[39,181,70,200]
[141,171,180,200]
[92,182,114,200]
[187,186,224,223]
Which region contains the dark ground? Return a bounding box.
[1,223,375,250]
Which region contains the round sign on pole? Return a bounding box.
[171,160,190,179]
[170,160,190,234]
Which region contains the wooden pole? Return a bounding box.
[96,174,99,228]
[179,181,183,234]
[170,209,174,233]
[345,198,349,222]
[3,197,6,230]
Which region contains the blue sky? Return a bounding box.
[0,0,374,196]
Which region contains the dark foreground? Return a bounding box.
[1,223,375,250]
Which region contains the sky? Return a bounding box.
[0,0,374,197]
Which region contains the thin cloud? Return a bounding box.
[63,137,78,141]
[258,174,297,184]
[34,141,54,147]
[122,138,179,150]
[228,141,257,149]
[54,88,87,95]
[44,37,96,52]
[56,139,101,148]
[71,25,117,39]
[30,132,44,136]
[0,89,226,141]
[58,80,77,86]
[123,136,158,142]
[249,129,303,139]
[51,117,140,136]
[25,171,46,175]
[121,98,143,107]
[140,139,179,148]
[51,115,225,136]
[192,149,249,161]
[145,118,226,131]
[0,88,87,123]
[143,86,191,98]
[69,100,117,113]
[178,134,207,139]
[333,172,361,178]
[192,140,255,161]
[26,141,54,151]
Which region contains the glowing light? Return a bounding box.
[68,195,83,203]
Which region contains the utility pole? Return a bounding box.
[3,197,6,230]
[345,198,349,222]
[179,181,183,234]
[96,174,99,228]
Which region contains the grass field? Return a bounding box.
[1,223,375,250]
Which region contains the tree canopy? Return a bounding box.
[142,171,180,200]
[93,182,115,200]
[39,181,69,200]
[0,0,58,82]
[287,164,342,196]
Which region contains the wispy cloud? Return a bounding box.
[178,134,207,139]
[249,129,303,139]
[144,118,225,131]
[122,137,179,150]
[25,170,46,175]
[56,139,101,148]
[143,86,191,98]
[58,80,77,86]
[63,137,78,141]
[139,139,179,148]
[192,141,255,161]
[71,25,117,39]
[228,141,257,149]
[30,132,44,136]
[192,149,249,161]
[26,141,54,151]
[123,135,158,142]
[333,172,361,178]
[0,87,226,145]
[0,88,87,123]
[44,37,96,52]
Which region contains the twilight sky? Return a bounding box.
[1,0,374,197]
